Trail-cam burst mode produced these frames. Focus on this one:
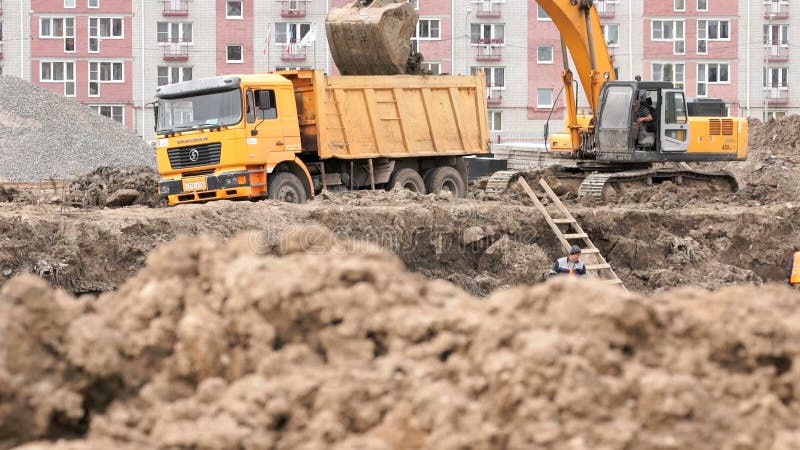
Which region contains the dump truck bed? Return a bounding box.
[279,70,490,160]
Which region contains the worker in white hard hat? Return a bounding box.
[549,245,587,278]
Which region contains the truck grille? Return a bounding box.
[168,143,222,169]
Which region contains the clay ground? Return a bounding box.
[0,189,796,296]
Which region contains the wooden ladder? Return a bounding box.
[517,177,625,289]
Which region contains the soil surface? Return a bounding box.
[2,230,799,450]
[0,191,797,297]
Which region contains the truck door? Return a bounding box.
[245,89,284,154]
[659,90,689,153]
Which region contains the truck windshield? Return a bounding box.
[157,88,243,133]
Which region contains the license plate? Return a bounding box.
[183,180,205,191]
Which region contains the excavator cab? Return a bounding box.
[595,82,689,159]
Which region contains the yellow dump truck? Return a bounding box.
[153,69,490,205]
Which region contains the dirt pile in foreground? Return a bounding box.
[2,229,799,450]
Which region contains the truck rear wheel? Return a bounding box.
[387,168,426,193]
[268,172,308,203]
[425,166,465,198]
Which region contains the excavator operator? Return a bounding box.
[632,93,655,147]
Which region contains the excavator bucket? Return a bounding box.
[325,0,419,75]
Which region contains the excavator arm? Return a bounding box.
[536,0,617,151]
[325,0,615,151]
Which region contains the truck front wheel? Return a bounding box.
[387,168,426,193]
[425,166,466,198]
[268,172,308,203]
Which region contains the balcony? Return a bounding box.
[162,40,190,61]
[280,43,307,62]
[280,0,307,17]
[766,88,789,104]
[764,3,789,19]
[596,0,616,18]
[486,86,503,105]
[473,40,503,61]
[473,1,502,18]
[765,45,789,62]
[163,0,189,16]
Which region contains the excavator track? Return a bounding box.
[484,166,740,198]
[576,167,741,198]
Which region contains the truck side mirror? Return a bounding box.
[258,91,273,110]
[153,104,159,132]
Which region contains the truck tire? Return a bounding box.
[425,166,466,197]
[387,168,426,193]
[268,172,308,203]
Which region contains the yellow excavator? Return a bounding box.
[326,0,748,196]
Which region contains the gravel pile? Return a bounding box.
[0,76,156,182]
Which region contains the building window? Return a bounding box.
[64,0,76,8]
[763,67,789,88]
[157,66,192,86]
[674,0,685,11]
[39,61,76,96]
[537,46,553,64]
[415,19,441,40]
[88,0,100,8]
[766,111,786,120]
[421,62,441,74]
[227,1,243,18]
[88,61,123,96]
[471,66,505,88]
[537,88,553,108]
[90,105,124,123]
[697,0,707,11]
[408,0,419,10]
[89,18,123,39]
[537,5,551,21]
[489,111,502,132]
[652,62,685,88]
[275,22,311,43]
[157,22,193,43]
[763,24,788,45]
[470,23,504,44]
[652,19,685,55]
[602,24,620,47]
[227,45,243,63]
[40,17,74,38]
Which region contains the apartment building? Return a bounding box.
[2,0,798,141]
[741,0,797,119]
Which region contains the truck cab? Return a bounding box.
[153,74,311,205]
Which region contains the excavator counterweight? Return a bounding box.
[325,0,419,75]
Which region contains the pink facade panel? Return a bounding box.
[30,0,134,127]
[31,0,132,13]
[528,1,564,120]
[415,1,452,73]
[216,0,254,75]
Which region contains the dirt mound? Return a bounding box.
[65,166,163,208]
[2,229,800,450]
[0,76,155,182]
